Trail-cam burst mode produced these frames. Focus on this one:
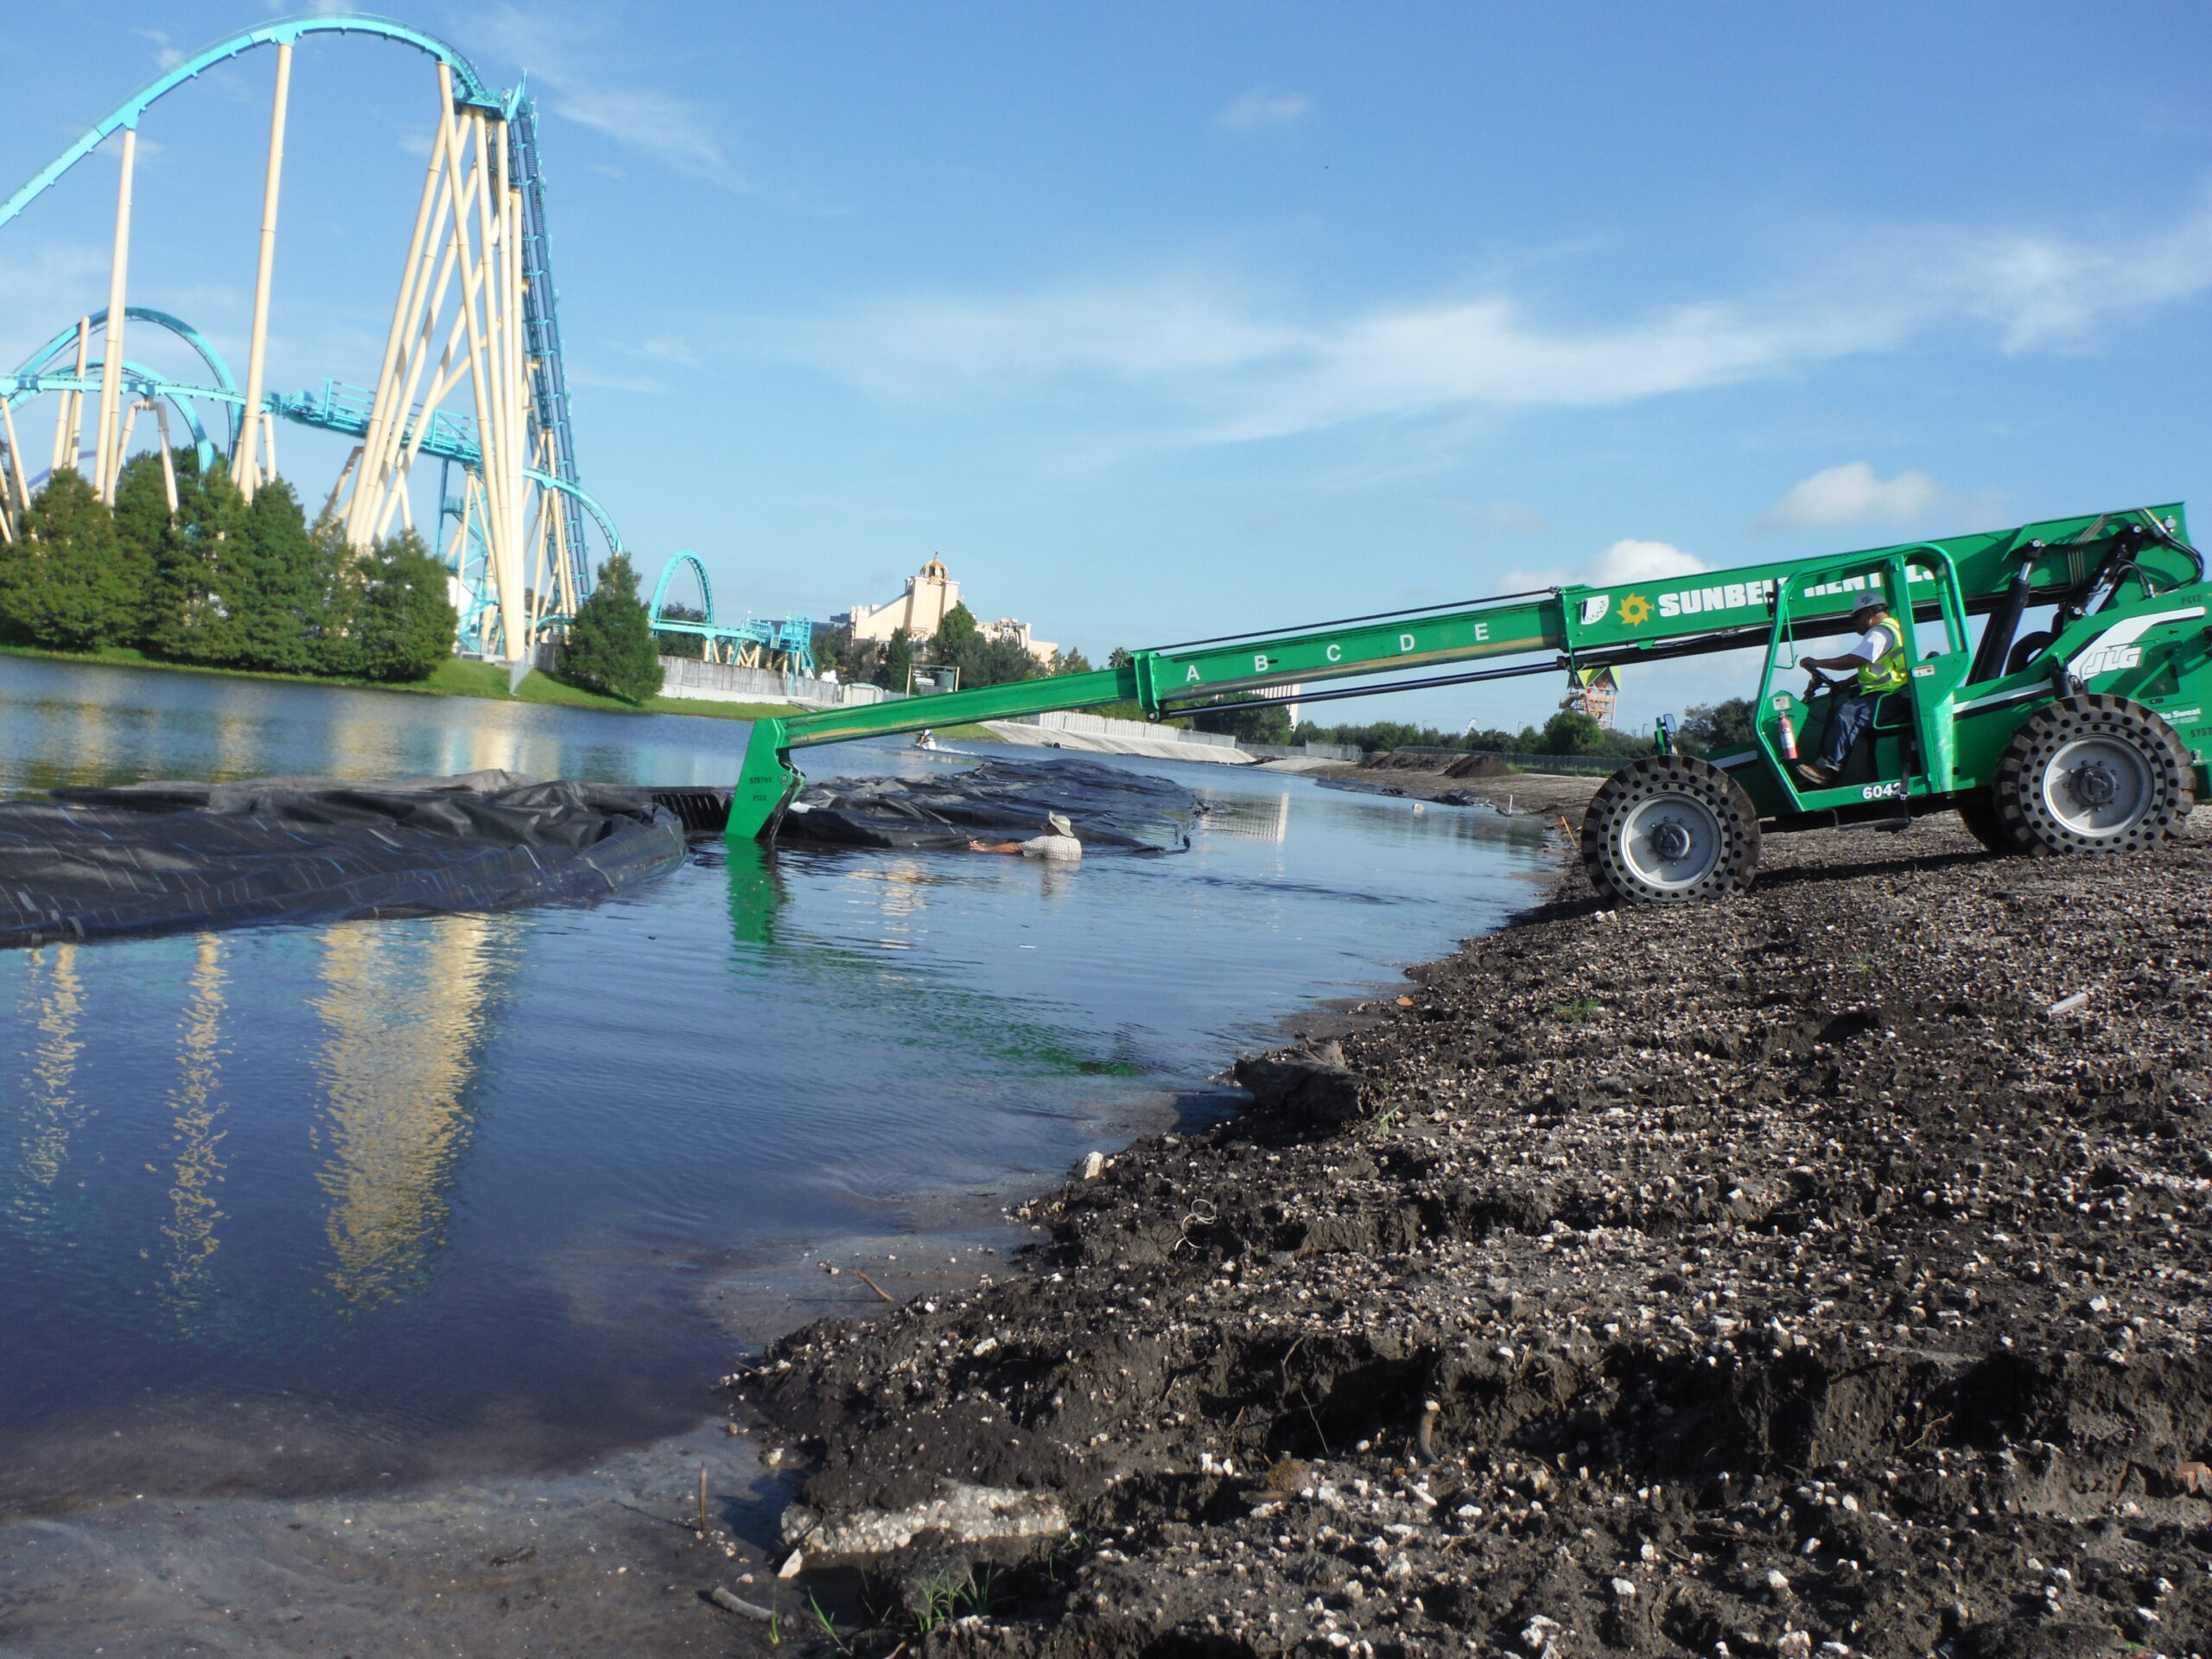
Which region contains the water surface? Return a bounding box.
[0,655,1554,1510]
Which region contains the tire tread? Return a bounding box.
[1992,693,2193,856]
[1580,755,1760,905]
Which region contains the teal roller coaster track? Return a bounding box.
[0,15,618,652]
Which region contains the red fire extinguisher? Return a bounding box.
[1776,707,1799,761]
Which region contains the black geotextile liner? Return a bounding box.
[0,770,685,949]
[780,757,1199,853]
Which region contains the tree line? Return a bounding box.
[0,456,456,681]
[1045,648,1765,757]
[1289,697,1754,757]
[817,601,1093,693]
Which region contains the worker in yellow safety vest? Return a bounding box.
[1791,593,1910,787]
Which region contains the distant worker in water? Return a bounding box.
[914,728,939,750]
[1791,592,1910,788]
[969,811,1083,861]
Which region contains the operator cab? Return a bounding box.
[1750,547,1972,824]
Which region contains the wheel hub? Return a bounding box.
[2041,734,2153,839]
[1618,795,1724,891]
[2069,764,2116,810]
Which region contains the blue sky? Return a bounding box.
[5,3,2212,731]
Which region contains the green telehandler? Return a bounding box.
[725,503,2210,904]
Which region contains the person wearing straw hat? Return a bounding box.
[969,811,1083,860]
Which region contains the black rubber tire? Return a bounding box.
[1954,787,2042,857]
[1581,755,1760,905]
[1993,693,2194,856]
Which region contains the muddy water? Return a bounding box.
[0,654,1555,1514]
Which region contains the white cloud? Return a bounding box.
[1497,537,1707,594]
[133,28,186,71]
[469,7,742,189]
[753,192,2212,445]
[1933,219,2212,350]
[1216,86,1313,131]
[543,80,735,185]
[1582,538,1709,584]
[1757,461,1940,531]
[770,279,1891,440]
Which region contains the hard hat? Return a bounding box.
[1850,591,1886,617]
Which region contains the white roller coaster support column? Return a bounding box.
[93,127,137,501]
[52,319,87,477]
[327,64,537,658]
[153,403,178,512]
[498,151,530,660]
[0,397,29,524]
[372,137,474,537]
[482,114,526,661]
[348,67,452,547]
[448,112,501,652]
[236,41,291,501]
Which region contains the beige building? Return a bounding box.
[843,558,1057,664]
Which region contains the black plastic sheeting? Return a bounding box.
[0,770,685,950]
[780,757,1199,853]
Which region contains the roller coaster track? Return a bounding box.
[0,15,617,658]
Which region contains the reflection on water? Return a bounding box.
[314,918,505,1305]
[0,654,1561,1510]
[9,945,84,1241]
[1203,791,1292,842]
[162,938,228,1309]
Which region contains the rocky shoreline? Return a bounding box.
[734,810,2212,1659]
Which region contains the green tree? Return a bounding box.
[880,627,916,692]
[227,478,326,672]
[1541,707,1604,755]
[1107,645,1133,668]
[1186,691,1294,745]
[322,528,457,682]
[925,602,1043,690]
[145,454,251,664]
[931,601,981,657]
[652,602,708,660]
[108,453,169,639]
[558,551,664,703]
[1679,697,1757,755]
[1052,645,1094,676]
[0,468,141,650]
[826,625,882,685]
[957,632,1043,688]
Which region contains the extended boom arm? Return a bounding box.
[723,502,2193,841]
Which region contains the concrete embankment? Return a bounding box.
[738,810,2212,1659]
[980,710,1259,766]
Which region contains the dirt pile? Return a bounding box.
[734,816,2212,1659]
[1357,751,1514,779]
[1444,753,1513,779]
[1360,750,1460,772]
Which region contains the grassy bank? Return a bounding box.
[0,644,804,724]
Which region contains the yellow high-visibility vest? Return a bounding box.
[1855,612,1910,695]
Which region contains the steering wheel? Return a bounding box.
[1803,668,1838,698]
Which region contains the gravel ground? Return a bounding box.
[734,810,2212,1659]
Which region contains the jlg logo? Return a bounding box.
[2073,642,2142,679]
